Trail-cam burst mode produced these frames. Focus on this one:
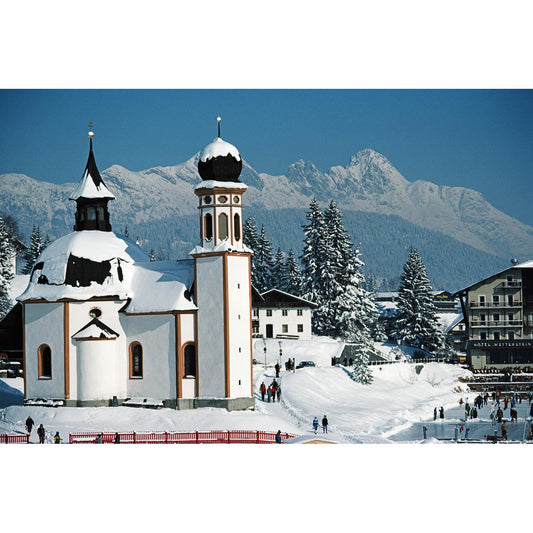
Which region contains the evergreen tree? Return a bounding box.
[285,249,302,296]
[243,218,261,288]
[22,225,44,274]
[271,248,288,291]
[392,246,443,353]
[254,225,275,291]
[300,199,326,332]
[0,217,15,319]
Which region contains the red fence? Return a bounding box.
[69,430,296,444]
[0,434,30,444]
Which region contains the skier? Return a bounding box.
[25,416,35,434]
[439,406,444,419]
[53,431,61,444]
[37,423,45,444]
[275,430,282,444]
[312,417,319,434]
[260,382,266,401]
[322,415,328,434]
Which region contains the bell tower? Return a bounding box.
[190,118,254,410]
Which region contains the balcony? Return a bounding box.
[470,301,522,309]
[470,319,523,328]
[501,280,522,289]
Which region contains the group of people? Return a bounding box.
[312,415,329,434]
[433,407,445,420]
[259,380,282,402]
[25,416,61,444]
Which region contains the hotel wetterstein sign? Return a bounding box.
[470,340,533,350]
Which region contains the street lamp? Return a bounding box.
[278,340,283,371]
[263,338,267,370]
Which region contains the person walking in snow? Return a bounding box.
[114,432,120,444]
[510,407,518,423]
[260,382,266,401]
[53,431,62,444]
[275,430,282,444]
[96,433,103,444]
[37,423,45,444]
[433,407,437,421]
[276,386,281,402]
[267,386,272,403]
[504,397,509,410]
[496,407,503,423]
[439,406,444,419]
[312,417,319,434]
[465,402,471,419]
[322,415,329,433]
[25,416,35,434]
[501,421,508,440]
[275,362,280,378]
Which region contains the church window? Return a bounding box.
[87,207,96,221]
[129,342,143,378]
[204,213,213,240]
[97,206,105,222]
[218,195,228,203]
[38,344,52,379]
[233,196,240,203]
[203,196,212,204]
[89,307,102,318]
[219,213,228,240]
[184,344,196,378]
[234,213,241,241]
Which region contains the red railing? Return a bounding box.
[0,434,30,444]
[69,430,296,444]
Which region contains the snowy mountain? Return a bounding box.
[1,148,531,289]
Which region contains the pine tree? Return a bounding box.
[243,218,261,288]
[0,217,15,319]
[285,249,302,296]
[254,225,275,291]
[300,199,326,332]
[22,225,44,274]
[271,248,288,291]
[393,246,443,353]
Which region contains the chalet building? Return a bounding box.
[15,123,255,410]
[454,261,533,369]
[252,288,317,341]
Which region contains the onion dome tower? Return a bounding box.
[190,118,254,410]
[69,126,115,232]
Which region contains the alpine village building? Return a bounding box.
[16,125,255,410]
[454,261,533,370]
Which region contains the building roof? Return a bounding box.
[72,317,120,340]
[453,259,533,296]
[69,138,115,201]
[257,288,318,308]
[17,231,196,313]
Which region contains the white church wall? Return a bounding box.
[195,256,225,398]
[227,255,252,398]
[24,302,65,399]
[77,339,118,400]
[122,314,176,400]
[179,313,196,399]
[69,300,128,401]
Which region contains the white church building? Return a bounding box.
[18,125,254,410]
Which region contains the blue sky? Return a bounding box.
[1,89,533,225]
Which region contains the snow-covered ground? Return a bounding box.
[2,337,531,531]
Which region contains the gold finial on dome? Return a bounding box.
[88,121,94,139]
[217,116,221,138]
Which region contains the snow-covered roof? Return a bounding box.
[72,318,120,339]
[189,241,253,255]
[69,144,115,200]
[17,231,196,313]
[199,137,241,163]
[194,180,248,191]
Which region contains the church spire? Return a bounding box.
[69,126,115,232]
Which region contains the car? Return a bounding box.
[296,360,316,369]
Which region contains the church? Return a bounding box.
[17,123,255,411]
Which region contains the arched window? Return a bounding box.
[183,344,196,378]
[129,342,143,378]
[218,213,228,240]
[204,213,213,240]
[87,207,96,221]
[234,213,241,241]
[38,344,52,379]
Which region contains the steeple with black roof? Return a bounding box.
[69,126,115,232]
